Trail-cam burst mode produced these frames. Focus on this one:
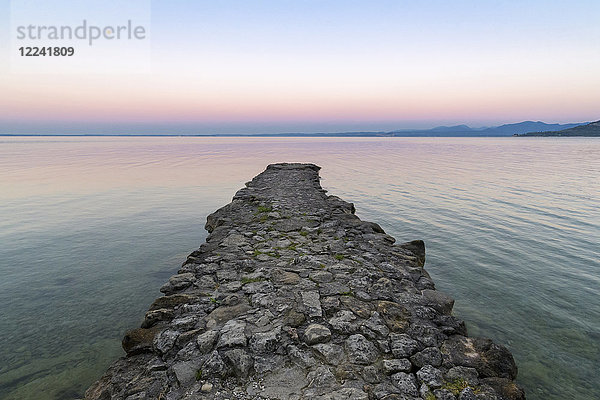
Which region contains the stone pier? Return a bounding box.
[85,163,524,400]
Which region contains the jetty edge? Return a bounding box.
[85,163,524,400]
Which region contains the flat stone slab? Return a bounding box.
[85,163,524,400]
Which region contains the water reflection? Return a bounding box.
[0,137,598,399]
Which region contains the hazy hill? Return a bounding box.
[389,121,584,137]
[429,124,472,132]
[520,120,600,137]
[0,121,587,137]
[480,121,582,135]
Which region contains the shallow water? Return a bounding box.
[0,137,598,399]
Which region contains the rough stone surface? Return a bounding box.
[411,346,443,368]
[84,163,524,400]
[416,365,444,388]
[345,334,379,365]
[382,358,412,374]
[304,324,332,345]
[391,372,419,396]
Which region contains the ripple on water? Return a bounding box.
[0,137,598,399]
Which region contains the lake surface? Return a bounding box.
[0,137,598,400]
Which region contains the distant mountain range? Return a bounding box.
[0,120,593,137]
[387,121,585,137]
[233,121,587,137]
[268,121,586,137]
[519,120,600,137]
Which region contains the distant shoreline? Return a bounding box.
[517,120,599,137]
[0,133,533,138]
[1,120,593,138]
[0,133,511,137]
[1,133,598,138]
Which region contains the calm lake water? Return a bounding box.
[0,137,598,400]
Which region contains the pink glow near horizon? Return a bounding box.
[1,1,599,131]
[2,74,598,126]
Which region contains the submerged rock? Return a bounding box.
[85,163,524,400]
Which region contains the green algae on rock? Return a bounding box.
[85,163,524,400]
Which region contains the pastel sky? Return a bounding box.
[1,0,599,134]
